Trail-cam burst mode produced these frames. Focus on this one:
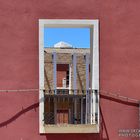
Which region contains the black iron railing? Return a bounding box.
[44,89,94,95]
[44,112,86,125]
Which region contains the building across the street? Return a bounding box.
[44,42,92,125]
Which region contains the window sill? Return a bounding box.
[41,124,99,133]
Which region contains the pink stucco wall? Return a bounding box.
[0,0,140,139]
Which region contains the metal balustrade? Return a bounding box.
[44,112,87,125]
[43,89,98,125]
[44,112,55,124]
[44,89,94,95]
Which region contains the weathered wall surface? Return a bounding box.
[0,0,140,140]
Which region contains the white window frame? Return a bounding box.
[39,19,99,133]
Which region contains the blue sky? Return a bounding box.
[44,28,90,48]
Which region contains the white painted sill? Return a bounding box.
[42,124,99,133]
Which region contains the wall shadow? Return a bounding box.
[45,133,100,140]
[0,102,39,127]
[100,105,109,140]
[77,67,84,92]
[44,67,52,91]
[100,94,138,107]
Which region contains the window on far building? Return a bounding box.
[57,64,69,88]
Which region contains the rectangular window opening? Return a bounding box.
[39,19,99,133]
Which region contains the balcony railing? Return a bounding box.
[44,89,93,95]
[43,89,99,125]
[44,112,86,125]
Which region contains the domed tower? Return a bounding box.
[54,41,73,49]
